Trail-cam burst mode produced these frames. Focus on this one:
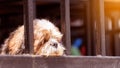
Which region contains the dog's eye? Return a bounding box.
[52,43,58,48]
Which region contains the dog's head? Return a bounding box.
[0,19,66,56]
[33,19,65,56]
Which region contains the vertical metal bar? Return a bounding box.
[92,0,106,56]
[23,0,36,54]
[89,1,96,56]
[60,0,71,55]
[112,15,120,56]
[91,0,100,55]
[99,0,106,56]
[86,1,92,56]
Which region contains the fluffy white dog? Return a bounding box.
[0,19,65,56]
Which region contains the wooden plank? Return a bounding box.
[0,56,120,68]
[60,0,71,55]
[0,55,33,68]
[23,0,36,54]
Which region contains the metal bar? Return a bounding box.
[23,0,36,54]
[92,0,106,56]
[86,1,92,56]
[60,0,71,55]
[99,0,106,56]
[88,1,96,56]
[112,14,120,56]
[91,0,101,56]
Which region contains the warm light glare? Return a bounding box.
[108,19,112,30]
[118,19,120,28]
[105,0,120,2]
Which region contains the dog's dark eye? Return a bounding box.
[53,43,58,48]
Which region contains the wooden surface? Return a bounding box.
[0,55,120,68]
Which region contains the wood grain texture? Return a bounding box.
[0,56,120,68]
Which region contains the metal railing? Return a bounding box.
[0,0,108,56]
[22,0,107,56]
[23,0,71,55]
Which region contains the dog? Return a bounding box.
[0,19,65,56]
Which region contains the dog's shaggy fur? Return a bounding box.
[0,19,65,56]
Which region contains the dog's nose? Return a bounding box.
[53,43,58,48]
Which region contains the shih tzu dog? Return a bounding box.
[0,19,65,56]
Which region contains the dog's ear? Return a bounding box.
[34,29,50,54]
[34,29,50,46]
[42,30,50,42]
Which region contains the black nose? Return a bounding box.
[53,43,58,48]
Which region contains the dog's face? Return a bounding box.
[37,38,65,56]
